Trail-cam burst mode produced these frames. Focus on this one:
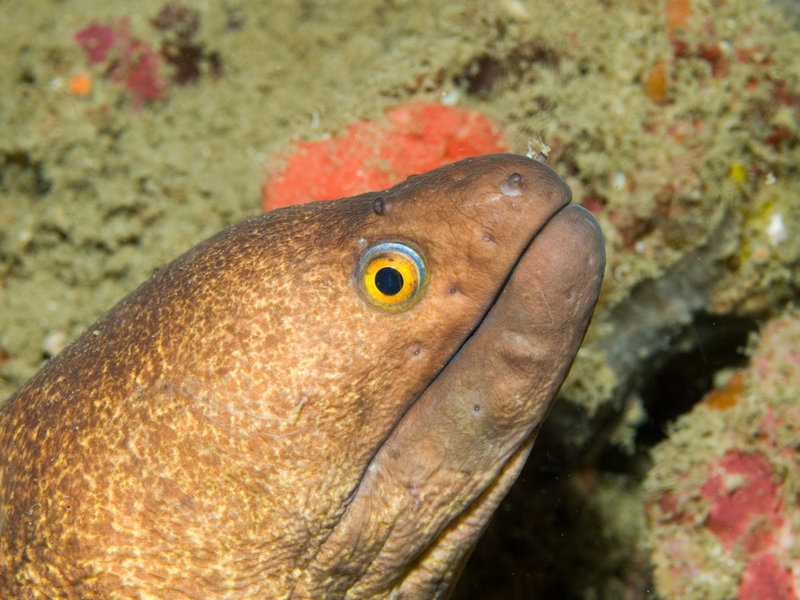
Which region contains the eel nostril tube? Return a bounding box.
[500,172,523,197]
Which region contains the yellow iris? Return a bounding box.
[357,242,428,310]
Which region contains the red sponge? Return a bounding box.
[261,102,509,211]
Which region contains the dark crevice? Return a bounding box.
[586,312,757,479]
[454,39,561,97]
[634,312,757,449]
[453,311,759,600]
[0,150,53,196]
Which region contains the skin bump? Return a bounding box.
[0,153,603,599]
[499,171,523,196]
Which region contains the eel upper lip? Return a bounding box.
[387,199,589,438]
[402,198,604,434]
[457,199,578,346]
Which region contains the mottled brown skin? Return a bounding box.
[0,154,604,599]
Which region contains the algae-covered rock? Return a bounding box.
[645,312,800,600]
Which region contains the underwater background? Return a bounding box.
[1,0,799,597]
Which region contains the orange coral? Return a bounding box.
[705,371,744,410]
[261,102,509,211]
[664,0,693,32]
[644,62,668,103]
[67,74,93,96]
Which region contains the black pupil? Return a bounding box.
[375,266,404,296]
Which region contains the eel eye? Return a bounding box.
[356,242,428,310]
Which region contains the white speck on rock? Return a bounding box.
[767,213,787,246]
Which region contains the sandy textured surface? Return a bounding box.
[1,0,798,597]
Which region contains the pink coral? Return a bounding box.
[111,38,167,108]
[645,313,800,600]
[701,450,781,552]
[74,22,116,65]
[739,552,797,600]
[74,18,168,109]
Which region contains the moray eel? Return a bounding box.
[0,153,604,599]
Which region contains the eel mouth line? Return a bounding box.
[413,201,575,410]
[348,198,576,494]
[311,200,606,597]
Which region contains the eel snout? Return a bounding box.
[295,203,606,599]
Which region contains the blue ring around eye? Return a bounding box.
[360,242,426,277]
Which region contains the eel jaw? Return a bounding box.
[292,204,605,599]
